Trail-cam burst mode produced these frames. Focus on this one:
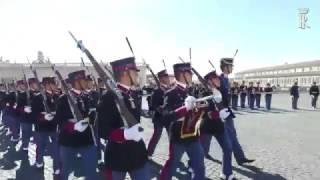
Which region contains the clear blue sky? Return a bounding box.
[0,0,319,75]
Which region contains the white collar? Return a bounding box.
[176,81,187,89]
[71,88,81,95]
[222,73,229,78]
[117,83,137,91]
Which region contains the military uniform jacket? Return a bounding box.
[219,74,232,107]
[290,85,299,97]
[33,91,59,132]
[0,91,6,110]
[254,86,263,95]
[163,82,202,144]
[151,86,167,123]
[247,86,255,96]
[199,90,224,135]
[239,85,247,95]
[309,85,319,96]
[264,87,273,96]
[16,91,33,123]
[87,89,100,109]
[97,83,147,172]
[4,91,16,114]
[218,75,236,119]
[231,87,239,96]
[30,91,55,132]
[55,89,95,147]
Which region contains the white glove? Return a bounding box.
[44,113,54,121]
[6,103,9,107]
[13,104,17,109]
[311,95,315,98]
[74,119,89,132]
[184,96,196,111]
[24,106,32,113]
[219,108,231,120]
[124,124,144,142]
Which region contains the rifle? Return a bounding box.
[189,48,192,63]
[233,49,238,58]
[68,31,141,129]
[81,57,98,89]
[162,59,167,70]
[208,60,216,71]
[142,58,160,88]
[29,65,51,113]
[22,68,31,106]
[50,64,97,146]
[103,63,114,78]
[178,56,191,88]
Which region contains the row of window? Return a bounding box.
[236,76,320,87]
[240,66,320,77]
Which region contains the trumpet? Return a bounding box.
[194,95,218,108]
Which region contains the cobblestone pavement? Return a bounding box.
[0,92,319,180]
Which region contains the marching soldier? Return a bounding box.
[219,58,255,173]
[290,81,299,110]
[97,57,149,179]
[147,70,171,158]
[15,79,33,151]
[31,77,61,177]
[247,82,255,110]
[55,70,98,180]
[5,81,19,141]
[0,83,6,131]
[264,83,273,110]
[309,82,319,109]
[160,63,205,180]
[239,81,247,108]
[255,82,263,108]
[86,75,104,167]
[199,70,235,180]
[230,81,239,110]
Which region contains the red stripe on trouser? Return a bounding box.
[160,142,173,180]
[147,129,158,155]
[104,168,112,180]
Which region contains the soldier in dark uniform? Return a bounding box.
[199,70,236,179]
[309,82,319,109]
[0,83,9,133]
[147,70,171,158]
[15,79,34,151]
[247,82,255,110]
[219,58,255,174]
[239,81,247,108]
[5,81,19,141]
[55,70,97,180]
[86,75,104,167]
[231,81,239,110]
[264,83,273,110]
[160,63,205,180]
[255,82,263,108]
[30,77,61,177]
[0,83,6,131]
[290,81,299,110]
[97,57,149,179]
